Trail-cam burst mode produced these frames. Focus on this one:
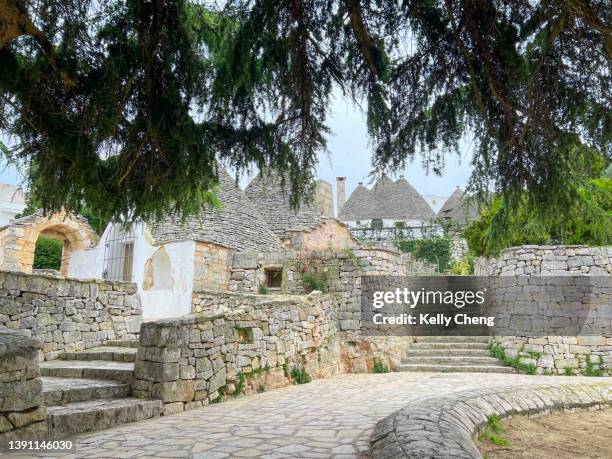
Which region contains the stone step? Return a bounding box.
[406,348,491,357]
[47,398,162,440]
[413,336,490,343]
[104,339,139,348]
[410,342,489,350]
[40,360,134,382]
[401,356,501,365]
[399,364,516,373]
[59,346,137,363]
[42,377,130,406]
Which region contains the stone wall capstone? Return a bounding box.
[0,329,46,447]
[475,245,612,276]
[0,272,142,360]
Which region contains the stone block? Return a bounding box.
[162,402,184,415]
[6,406,46,429]
[134,360,179,382]
[0,379,42,411]
[153,380,195,403]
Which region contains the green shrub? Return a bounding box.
[465,178,612,257]
[301,270,329,292]
[257,283,269,295]
[32,236,63,270]
[450,255,475,275]
[290,366,311,384]
[372,358,390,373]
[564,367,574,376]
[398,237,452,272]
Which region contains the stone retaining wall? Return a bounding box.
[476,246,612,375]
[371,382,612,458]
[192,289,414,373]
[475,245,612,276]
[492,336,612,376]
[0,272,142,360]
[133,292,343,415]
[0,329,46,447]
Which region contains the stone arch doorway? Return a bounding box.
[0,211,99,275]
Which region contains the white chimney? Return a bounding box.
[336,177,346,215]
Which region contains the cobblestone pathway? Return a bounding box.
[25,372,612,459]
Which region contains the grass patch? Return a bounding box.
[257,283,269,295]
[372,358,390,374]
[489,343,537,375]
[478,415,511,448]
[301,271,330,292]
[584,356,604,377]
[564,367,574,376]
[290,366,312,384]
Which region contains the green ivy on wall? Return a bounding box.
[397,237,452,273]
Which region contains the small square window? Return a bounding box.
[265,268,283,289]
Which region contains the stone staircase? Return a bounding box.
[39,339,162,440]
[399,336,515,373]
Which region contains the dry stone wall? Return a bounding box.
[477,245,612,376]
[193,242,232,290]
[192,289,415,374]
[0,272,142,360]
[134,292,343,415]
[475,245,612,276]
[0,329,46,447]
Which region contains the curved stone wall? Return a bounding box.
[371,381,612,458]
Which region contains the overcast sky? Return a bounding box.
[0,93,474,202]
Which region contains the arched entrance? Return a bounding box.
[0,211,99,275]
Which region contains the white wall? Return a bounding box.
[69,222,196,320]
[137,239,195,320]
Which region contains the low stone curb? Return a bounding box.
[370,381,612,458]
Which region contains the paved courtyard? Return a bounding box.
[20,372,612,459]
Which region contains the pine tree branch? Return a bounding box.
[0,0,75,88]
[347,0,379,80]
[566,0,612,59]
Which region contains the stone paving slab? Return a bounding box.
[10,372,612,459]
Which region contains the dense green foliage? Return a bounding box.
[465,177,612,256]
[290,366,311,384]
[398,237,452,272]
[32,236,63,270]
[301,271,330,293]
[372,358,390,374]
[1,1,609,226]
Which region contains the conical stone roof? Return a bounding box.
[437,187,479,224]
[245,171,333,240]
[337,183,373,221]
[149,169,284,252]
[338,175,434,221]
